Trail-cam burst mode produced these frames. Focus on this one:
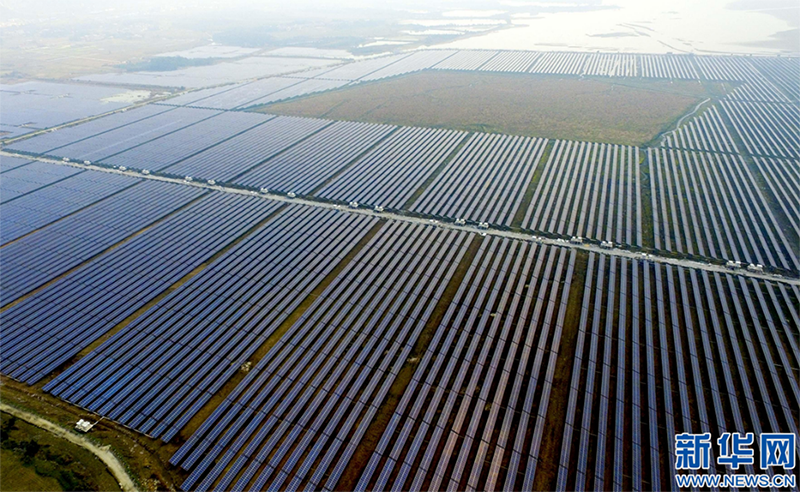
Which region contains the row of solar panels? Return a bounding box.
[661,105,739,154]
[721,100,799,159]
[2,158,797,490]
[1,191,284,383]
[557,254,799,490]
[522,140,642,246]
[170,222,474,491]
[357,238,577,492]
[47,205,380,442]
[648,147,799,271]
[5,101,797,270]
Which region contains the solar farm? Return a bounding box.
[0,82,158,139]
[1,49,799,491]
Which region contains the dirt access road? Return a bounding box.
[2,150,796,287]
[0,401,139,492]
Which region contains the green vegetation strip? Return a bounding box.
[0,403,138,492]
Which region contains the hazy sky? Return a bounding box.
[2,0,798,55]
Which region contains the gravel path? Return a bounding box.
[0,402,139,492]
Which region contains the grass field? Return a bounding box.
[0,449,63,492]
[0,412,120,492]
[258,71,730,146]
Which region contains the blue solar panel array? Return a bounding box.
[1,124,36,139]
[162,116,329,182]
[161,77,303,110]
[233,120,395,194]
[558,254,634,491]
[0,155,35,173]
[1,170,138,245]
[0,81,140,133]
[523,141,642,246]
[410,133,548,225]
[357,238,576,492]
[554,255,800,490]
[0,81,145,137]
[43,107,222,163]
[1,161,83,203]
[722,100,799,158]
[1,180,203,305]
[100,111,273,172]
[158,85,241,108]
[649,148,800,271]
[3,51,799,491]
[170,222,474,491]
[0,192,280,384]
[753,156,800,241]
[46,205,379,442]
[315,126,467,209]
[6,105,173,155]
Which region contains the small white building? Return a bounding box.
[75,419,94,433]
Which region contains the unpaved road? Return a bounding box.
[1,150,797,287]
[0,401,139,492]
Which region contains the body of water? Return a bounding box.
[434,0,799,55]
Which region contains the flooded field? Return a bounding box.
[435,0,799,55]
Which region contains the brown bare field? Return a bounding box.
[258,71,726,146]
